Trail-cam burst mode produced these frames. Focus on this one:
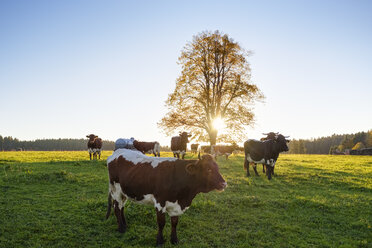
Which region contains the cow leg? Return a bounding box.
[252,164,259,176]
[244,155,250,177]
[157,152,160,157]
[181,152,185,160]
[113,200,126,233]
[170,216,179,244]
[266,166,273,180]
[98,151,101,160]
[120,207,126,228]
[89,152,92,160]
[263,164,265,173]
[156,210,166,246]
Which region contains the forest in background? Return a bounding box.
[0,130,371,154]
[288,130,372,154]
[0,136,115,151]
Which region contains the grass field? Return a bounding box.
[0,151,371,248]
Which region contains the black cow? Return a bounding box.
[171,132,191,159]
[244,134,289,180]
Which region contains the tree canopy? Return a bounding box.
[159,31,264,145]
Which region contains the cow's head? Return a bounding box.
[86,134,98,141]
[179,132,191,143]
[186,154,227,193]
[275,134,290,152]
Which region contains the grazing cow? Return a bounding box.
[171,132,191,159]
[244,134,289,180]
[133,140,161,157]
[105,149,227,246]
[190,144,199,154]
[86,134,103,160]
[211,144,239,160]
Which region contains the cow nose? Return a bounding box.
[221,182,227,188]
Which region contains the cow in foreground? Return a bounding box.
[133,140,161,157]
[171,132,191,159]
[244,134,289,180]
[105,149,226,246]
[86,134,103,160]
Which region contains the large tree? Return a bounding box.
[159,31,264,145]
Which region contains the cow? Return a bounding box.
[105,148,227,246]
[133,140,161,157]
[86,134,103,160]
[171,132,191,159]
[211,144,239,160]
[190,144,199,154]
[244,134,289,180]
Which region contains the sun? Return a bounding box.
[212,117,226,131]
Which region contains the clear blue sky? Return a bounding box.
[1,0,371,146]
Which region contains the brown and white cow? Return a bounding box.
[105,149,226,246]
[133,140,161,157]
[86,134,103,160]
[190,144,199,154]
[171,132,191,159]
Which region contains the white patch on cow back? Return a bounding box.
[107,148,177,167]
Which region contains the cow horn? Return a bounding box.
[284,136,290,138]
[262,133,269,135]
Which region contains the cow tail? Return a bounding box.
[105,192,112,220]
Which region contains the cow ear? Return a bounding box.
[186,162,198,175]
[86,135,90,138]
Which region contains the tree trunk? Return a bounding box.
[209,130,218,146]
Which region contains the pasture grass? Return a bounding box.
[0,151,371,247]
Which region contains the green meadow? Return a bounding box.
[0,151,371,247]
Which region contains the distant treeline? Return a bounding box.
[288,130,372,154]
[0,136,115,151]
[2,130,371,153]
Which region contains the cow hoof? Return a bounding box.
[156,241,165,247]
[156,237,165,246]
[171,236,179,245]
[171,239,179,245]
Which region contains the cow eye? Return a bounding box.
[208,169,212,173]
